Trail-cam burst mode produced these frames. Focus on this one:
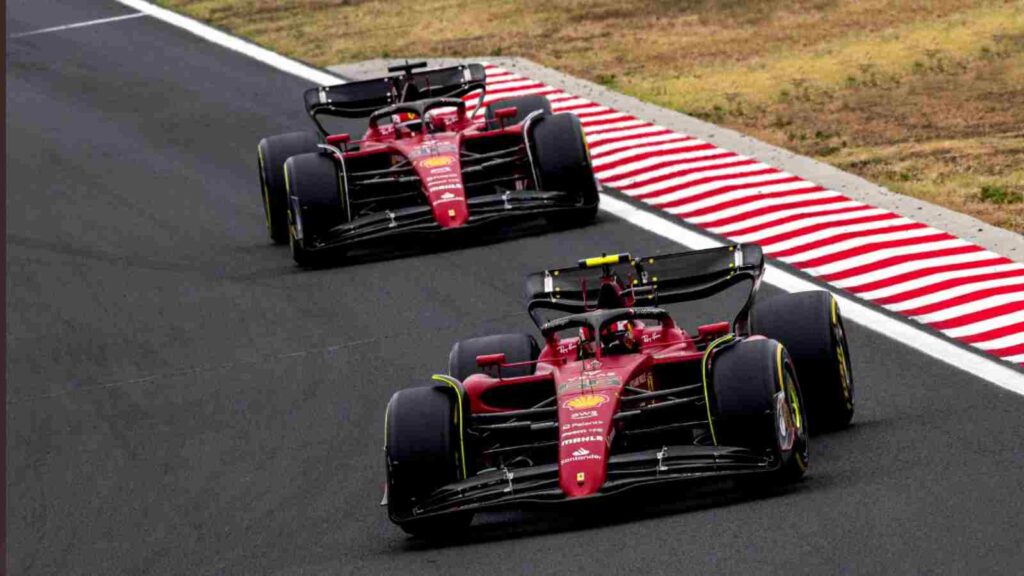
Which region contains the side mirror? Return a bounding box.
[326,133,350,150]
[494,106,517,128]
[697,321,731,341]
[476,353,506,368]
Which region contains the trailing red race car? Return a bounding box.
[383,244,855,535]
[257,62,600,266]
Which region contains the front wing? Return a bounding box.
[291,190,594,252]
[387,444,782,524]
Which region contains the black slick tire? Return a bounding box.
[258,131,321,244]
[283,152,345,267]
[710,338,809,483]
[529,113,600,227]
[385,385,473,537]
[752,291,854,433]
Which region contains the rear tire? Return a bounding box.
[385,386,473,536]
[283,152,346,267]
[529,113,600,227]
[711,338,808,483]
[448,333,539,381]
[258,132,321,244]
[752,291,854,433]
[485,94,552,125]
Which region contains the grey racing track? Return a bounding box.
[6,1,1024,574]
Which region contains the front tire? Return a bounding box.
[529,113,600,227]
[711,338,808,483]
[752,291,854,433]
[385,385,473,536]
[283,152,346,267]
[258,132,321,244]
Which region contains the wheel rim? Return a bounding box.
[782,368,808,469]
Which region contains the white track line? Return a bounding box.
[117,0,1024,395]
[114,0,339,86]
[10,12,147,38]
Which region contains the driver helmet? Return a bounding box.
[601,320,638,354]
[391,111,421,134]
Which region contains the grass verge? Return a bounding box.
[160,0,1024,232]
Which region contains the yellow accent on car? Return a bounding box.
[701,333,735,446]
[775,343,785,393]
[583,254,623,267]
[431,374,468,480]
[777,343,802,431]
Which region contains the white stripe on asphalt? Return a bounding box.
[116,0,1024,395]
[10,12,147,38]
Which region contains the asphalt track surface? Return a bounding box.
[7,1,1024,574]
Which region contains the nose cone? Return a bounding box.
[416,153,469,228]
[557,392,615,498]
[432,196,469,227]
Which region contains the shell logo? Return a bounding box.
[420,156,453,168]
[563,394,609,411]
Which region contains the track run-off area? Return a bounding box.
[7,0,1024,574]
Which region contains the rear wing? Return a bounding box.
[525,244,765,333]
[303,63,487,133]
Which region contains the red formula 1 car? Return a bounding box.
[256,62,599,266]
[384,244,855,535]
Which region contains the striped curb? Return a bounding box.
[469,64,1024,367]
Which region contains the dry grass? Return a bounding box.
[160,0,1024,232]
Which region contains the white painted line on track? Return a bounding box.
[10,12,147,38]
[114,0,339,86]
[115,0,1024,396]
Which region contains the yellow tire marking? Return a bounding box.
[258,145,273,233]
[701,334,735,446]
[431,374,469,480]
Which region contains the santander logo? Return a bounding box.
[572,447,590,457]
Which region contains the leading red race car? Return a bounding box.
[383,244,855,536]
[257,62,600,266]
